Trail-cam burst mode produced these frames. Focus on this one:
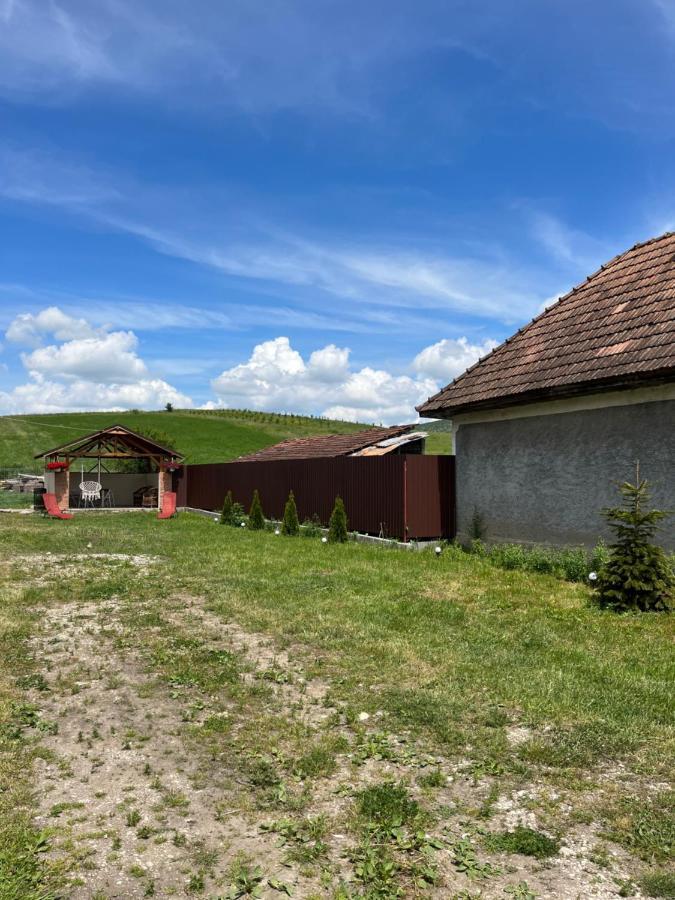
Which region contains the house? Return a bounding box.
[235,424,428,462]
[418,232,675,549]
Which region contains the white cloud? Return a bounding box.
[0,306,191,413]
[22,330,147,382]
[6,306,97,346]
[0,375,190,415]
[413,336,498,381]
[211,336,437,424]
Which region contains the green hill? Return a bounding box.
[0,409,370,472]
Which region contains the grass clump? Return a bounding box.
[595,471,674,612]
[248,490,265,530]
[484,826,559,859]
[356,782,420,829]
[641,870,675,898]
[281,491,299,537]
[328,496,349,543]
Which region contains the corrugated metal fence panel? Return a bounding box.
[405,455,456,539]
[181,456,407,538]
[178,454,455,540]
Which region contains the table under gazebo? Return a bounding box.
[36,424,184,513]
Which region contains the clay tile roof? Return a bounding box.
[418,232,675,417]
[234,425,414,462]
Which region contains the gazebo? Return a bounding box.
[36,424,184,512]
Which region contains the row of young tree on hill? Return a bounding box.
[220,488,349,542]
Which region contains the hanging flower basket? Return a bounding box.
[163,462,182,473]
[46,461,69,471]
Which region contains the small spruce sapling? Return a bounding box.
[249,490,265,530]
[220,490,234,525]
[328,495,349,543]
[281,490,300,536]
[595,465,673,612]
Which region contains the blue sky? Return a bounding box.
[1,0,674,422]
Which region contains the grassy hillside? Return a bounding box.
[0,409,369,471]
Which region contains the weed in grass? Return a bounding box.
[267,876,293,895]
[504,883,538,900]
[262,816,328,864]
[129,863,147,878]
[247,756,281,789]
[225,858,265,898]
[418,768,445,789]
[50,801,85,817]
[641,870,675,898]
[293,736,347,780]
[450,838,500,879]
[356,782,421,830]
[348,840,402,899]
[187,871,205,893]
[126,810,141,827]
[484,826,559,859]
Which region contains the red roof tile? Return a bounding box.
[418,232,675,416]
[234,425,414,462]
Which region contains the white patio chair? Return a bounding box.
[79,480,102,508]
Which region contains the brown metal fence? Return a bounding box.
[175,455,455,540]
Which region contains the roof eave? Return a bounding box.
[417,370,675,418]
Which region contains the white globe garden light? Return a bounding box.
[588,571,598,582]
[435,546,442,557]
[321,536,328,544]
[274,528,280,535]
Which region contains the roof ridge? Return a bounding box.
[417,231,675,412]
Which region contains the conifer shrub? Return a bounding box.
[595,467,673,612]
[220,490,234,525]
[249,490,265,530]
[328,496,349,543]
[281,490,300,536]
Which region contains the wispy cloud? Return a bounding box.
[0,144,557,326]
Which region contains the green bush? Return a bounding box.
[220,490,234,525]
[281,490,300,536]
[248,490,265,530]
[596,471,673,612]
[328,496,349,543]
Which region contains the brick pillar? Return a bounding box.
[54,469,70,510]
[158,470,171,509]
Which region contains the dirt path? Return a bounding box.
[29,595,318,898]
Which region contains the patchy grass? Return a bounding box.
[1,511,673,897]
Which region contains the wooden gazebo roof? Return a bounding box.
[35,424,184,463]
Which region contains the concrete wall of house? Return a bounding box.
[455,398,675,549]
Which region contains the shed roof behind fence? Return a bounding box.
[418,231,675,417]
[234,424,414,462]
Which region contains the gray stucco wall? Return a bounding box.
[455,398,675,550]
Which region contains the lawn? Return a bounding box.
[0,512,672,899]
